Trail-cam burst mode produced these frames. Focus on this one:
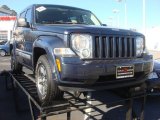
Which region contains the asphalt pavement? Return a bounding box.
[0,56,160,120]
[0,56,10,71]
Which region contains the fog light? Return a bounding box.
[56,59,61,72]
[81,49,90,58]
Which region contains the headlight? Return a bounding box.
[71,34,93,58]
[136,37,144,57]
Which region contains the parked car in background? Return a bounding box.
[0,40,7,45]
[0,41,10,56]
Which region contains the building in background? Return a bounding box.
[145,27,160,59]
[0,5,16,43]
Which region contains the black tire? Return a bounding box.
[35,55,63,106]
[0,49,6,56]
[11,50,22,73]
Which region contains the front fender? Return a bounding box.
[33,35,66,49]
[33,35,66,78]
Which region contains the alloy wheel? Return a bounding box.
[0,50,6,56]
[37,64,48,100]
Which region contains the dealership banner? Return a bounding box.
[0,16,16,21]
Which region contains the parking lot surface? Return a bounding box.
[0,56,160,120]
[0,56,10,71]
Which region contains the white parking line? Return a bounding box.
[84,92,92,120]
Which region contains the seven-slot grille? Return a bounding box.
[94,36,136,58]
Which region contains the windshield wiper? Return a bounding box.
[54,21,88,25]
[41,21,89,25]
[54,21,73,24]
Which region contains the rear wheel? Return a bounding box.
[0,49,6,56]
[35,55,63,105]
[11,50,22,73]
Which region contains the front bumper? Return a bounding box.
[56,56,153,91]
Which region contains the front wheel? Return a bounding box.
[35,55,63,106]
[0,49,6,56]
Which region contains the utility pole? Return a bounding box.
[115,0,127,28]
[124,0,127,28]
[143,0,146,34]
[113,9,120,27]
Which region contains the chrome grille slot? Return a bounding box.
[95,36,100,58]
[132,38,136,57]
[99,36,103,58]
[94,36,135,58]
[121,37,125,57]
[116,37,120,57]
[104,36,109,58]
[127,37,130,57]
[109,37,113,57]
[124,37,127,57]
[129,37,132,57]
[101,36,106,58]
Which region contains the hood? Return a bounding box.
[35,24,144,36]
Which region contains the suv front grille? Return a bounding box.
[94,36,136,59]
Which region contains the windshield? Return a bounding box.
[35,5,101,25]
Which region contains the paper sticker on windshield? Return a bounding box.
[36,6,46,12]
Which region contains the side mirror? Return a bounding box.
[17,18,30,27]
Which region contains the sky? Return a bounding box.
[0,0,160,31]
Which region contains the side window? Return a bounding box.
[20,11,26,18]
[69,16,78,23]
[82,14,94,25]
[26,9,32,23]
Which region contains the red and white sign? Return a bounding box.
[0,16,16,21]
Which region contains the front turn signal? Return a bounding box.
[56,58,61,72]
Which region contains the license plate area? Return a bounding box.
[116,66,134,79]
